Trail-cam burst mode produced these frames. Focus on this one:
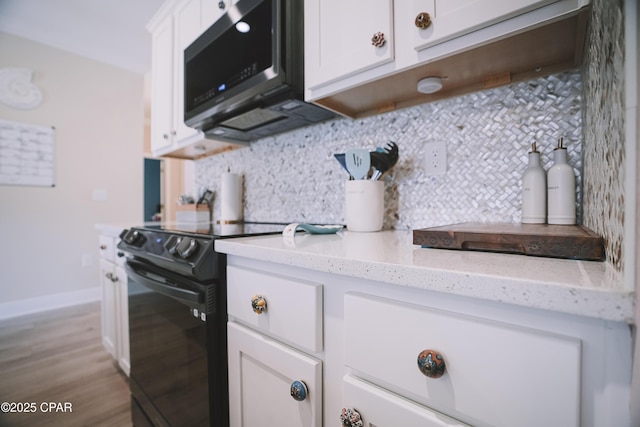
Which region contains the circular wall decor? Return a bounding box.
[0,67,43,110]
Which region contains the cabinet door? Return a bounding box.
[305,0,394,90]
[201,0,233,30]
[404,0,554,52]
[99,259,117,358]
[173,0,202,142]
[150,15,174,152]
[228,322,322,427]
[342,375,470,427]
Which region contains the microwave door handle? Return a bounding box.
[125,261,203,305]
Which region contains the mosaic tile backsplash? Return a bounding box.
[196,71,584,231]
[581,0,625,272]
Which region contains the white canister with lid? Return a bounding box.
[521,142,547,224]
[547,138,576,225]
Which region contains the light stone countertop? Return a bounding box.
[215,229,635,324]
[95,222,162,237]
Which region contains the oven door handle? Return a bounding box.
[125,260,203,305]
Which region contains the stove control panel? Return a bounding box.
[117,227,217,281]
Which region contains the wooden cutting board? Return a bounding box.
[413,223,604,261]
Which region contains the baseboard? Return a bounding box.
[0,287,101,321]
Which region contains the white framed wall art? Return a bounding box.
[0,118,55,187]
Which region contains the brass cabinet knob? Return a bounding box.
[415,12,432,29]
[417,349,446,378]
[100,244,107,250]
[340,407,363,427]
[371,32,386,47]
[290,380,308,401]
[251,294,267,314]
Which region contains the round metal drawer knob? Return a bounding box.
[415,12,432,29]
[417,349,446,378]
[251,294,267,314]
[340,407,363,427]
[371,32,386,47]
[290,380,308,401]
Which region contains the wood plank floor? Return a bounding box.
[0,302,131,427]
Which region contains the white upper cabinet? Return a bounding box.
[149,15,175,153]
[202,0,238,29]
[173,0,204,143]
[305,0,590,118]
[402,0,556,53]
[305,0,394,89]
[147,0,243,159]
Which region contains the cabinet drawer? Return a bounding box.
[99,235,115,262]
[228,322,322,427]
[342,374,469,427]
[227,266,323,353]
[344,293,581,427]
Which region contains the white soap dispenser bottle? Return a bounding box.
[547,138,576,225]
[521,142,546,224]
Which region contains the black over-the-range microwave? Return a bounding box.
[184,0,336,143]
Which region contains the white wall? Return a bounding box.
[0,32,144,310]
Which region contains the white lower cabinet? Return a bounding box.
[98,231,130,376]
[100,258,118,358]
[342,375,470,427]
[225,256,631,427]
[227,265,323,353]
[227,322,322,427]
[227,265,324,426]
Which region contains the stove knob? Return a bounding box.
[175,237,198,259]
[165,235,180,255]
[122,229,145,246]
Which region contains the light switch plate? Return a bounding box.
[92,189,108,201]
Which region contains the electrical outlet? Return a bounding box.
[423,140,447,175]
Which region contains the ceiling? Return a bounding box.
[0,0,165,74]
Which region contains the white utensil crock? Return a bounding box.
[345,180,384,232]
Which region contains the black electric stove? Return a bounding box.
[117,221,287,427]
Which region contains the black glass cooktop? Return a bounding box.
[142,221,289,238]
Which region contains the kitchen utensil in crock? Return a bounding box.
[345,148,371,180]
[369,141,399,180]
[334,153,350,176]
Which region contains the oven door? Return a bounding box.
[126,259,225,427]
